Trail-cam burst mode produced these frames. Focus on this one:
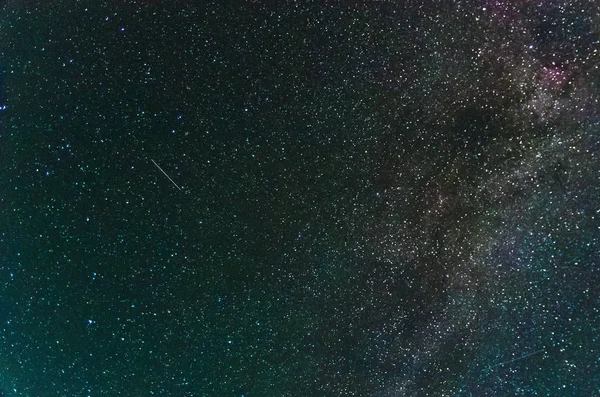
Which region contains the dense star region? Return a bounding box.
[0,0,599,395]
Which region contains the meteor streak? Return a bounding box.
[151,159,182,191]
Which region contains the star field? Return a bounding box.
[0,0,599,396]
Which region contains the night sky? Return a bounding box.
[1,0,599,395]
